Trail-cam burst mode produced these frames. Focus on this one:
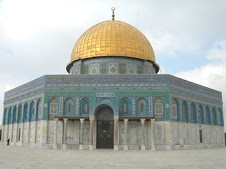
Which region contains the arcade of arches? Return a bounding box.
[53,105,155,150]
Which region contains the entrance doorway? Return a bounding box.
[95,105,114,149]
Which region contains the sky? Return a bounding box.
[0,0,226,131]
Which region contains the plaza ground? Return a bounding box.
[0,145,226,169]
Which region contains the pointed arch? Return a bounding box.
[205,106,210,124]
[64,98,73,115]
[217,108,222,125]
[172,99,178,120]
[181,101,188,122]
[190,103,196,121]
[154,98,163,116]
[18,105,22,123]
[197,105,204,124]
[8,107,12,124]
[211,108,216,125]
[120,97,130,115]
[30,101,35,121]
[4,108,8,125]
[137,98,147,115]
[37,99,42,119]
[13,106,17,123]
[24,103,28,121]
[49,98,58,114]
[80,98,90,115]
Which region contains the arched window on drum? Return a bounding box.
[154,98,163,116]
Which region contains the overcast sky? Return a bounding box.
[0,0,226,131]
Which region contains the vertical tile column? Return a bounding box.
[150,119,156,151]
[53,118,58,149]
[114,118,119,151]
[89,117,94,150]
[62,118,68,149]
[141,119,146,150]
[79,118,84,150]
[124,119,128,151]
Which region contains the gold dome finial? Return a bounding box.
[111,7,116,20]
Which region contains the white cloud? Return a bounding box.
[207,40,226,61]
[175,40,226,131]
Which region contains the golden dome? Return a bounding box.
[67,20,158,70]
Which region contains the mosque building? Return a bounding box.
[1,9,225,150]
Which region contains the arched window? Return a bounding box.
[18,105,22,122]
[120,98,129,114]
[30,102,35,120]
[24,103,28,121]
[8,108,12,124]
[197,105,203,123]
[171,99,178,120]
[217,109,221,125]
[49,98,58,114]
[4,108,7,124]
[13,106,17,123]
[205,106,210,124]
[182,101,188,121]
[81,98,89,115]
[137,98,147,115]
[190,103,196,121]
[65,98,73,114]
[211,108,216,125]
[154,98,163,116]
[37,99,42,119]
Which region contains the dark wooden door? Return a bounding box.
[97,121,114,148]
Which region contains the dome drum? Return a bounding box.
[68,57,159,75]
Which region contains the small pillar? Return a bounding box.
[79,118,84,150]
[150,119,156,151]
[62,118,68,149]
[141,119,146,150]
[53,118,58,149]
[124,119,128,151]
[89,117,94,150]
[114,118,119,151]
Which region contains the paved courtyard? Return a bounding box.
[0,145,226,169]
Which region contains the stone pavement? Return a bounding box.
[0,145,226,169]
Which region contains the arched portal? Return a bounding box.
[95,105,114,149]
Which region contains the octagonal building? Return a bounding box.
[1,14,225,150]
